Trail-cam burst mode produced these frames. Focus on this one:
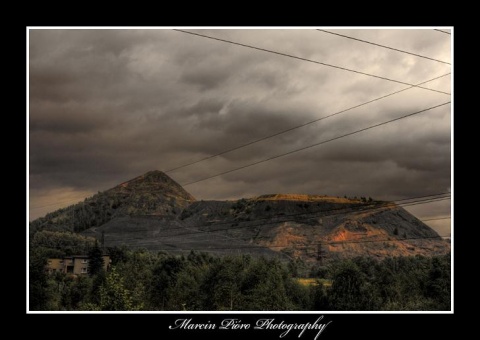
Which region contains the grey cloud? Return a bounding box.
[28,28,452,235]
[181,68,230,91]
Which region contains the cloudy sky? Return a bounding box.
[28,28,452,235]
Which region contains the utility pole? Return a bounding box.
[317,242,326,265]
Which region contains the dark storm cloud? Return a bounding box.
[29,102,110,133]
[29,28,452,233]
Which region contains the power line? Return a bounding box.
[323,235,450,246]
[31,101,449,213]
[160,196,452,238]
[28,173,450,222]
[39,194,451,258]
[181,102,451,187]
[74,193,450,242]
[99,194,451,239]
[317,29,451,65]
[398,196,451,207]
[31,193,450,237]
[165,73,450,173]
[82,195,450,252]
[30,76,450,212]
[434,29,451,35]
[117,198,451,244]
[45,232,451,256]
[30,31,452,213]
[421,216,451,222]
[30,198,88,211]
[29,72,450,210]
[127,234,450,253]
[390,192,450,203]
[173,29,450,96]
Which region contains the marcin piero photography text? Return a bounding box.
[169,316,332,339]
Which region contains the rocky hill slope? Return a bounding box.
[31,171,450,262]
[30,170,195,233]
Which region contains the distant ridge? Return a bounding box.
[30,171,450,262]
[30,170,195,233]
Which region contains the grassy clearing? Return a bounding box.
[295,278,332,287]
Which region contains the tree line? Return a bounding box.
[30,247,450,311]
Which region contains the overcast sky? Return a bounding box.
[28,28,452,235]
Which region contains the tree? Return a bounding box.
[99,268,133,310]
[29,252,49,310]
[310,282,329,310]
[107,246,128,265]
[90,270,106,305]
[88,240,104,276]
[426,256,451,310]
[31,230,95,254]
[62,275,92,310]
[170,266,203,311]
[201,258,242,310]
[240,258,291,310]
[149,256,185,309]
[328,261,370,310]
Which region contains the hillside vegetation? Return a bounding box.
[30,171,195,234]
